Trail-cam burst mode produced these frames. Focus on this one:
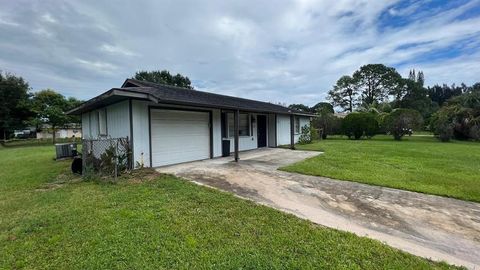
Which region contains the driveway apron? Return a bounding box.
[157,148,480,269]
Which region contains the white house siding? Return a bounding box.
[81,113,91,138]
[90,111,99,137]
[106,100,130,138]
[276,114,311,145]
[82,102,130,139]
[276,114,291,145]
[212,110,222,157]
[132,100,150,168]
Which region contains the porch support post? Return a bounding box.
[234,109,240,161]
[290,114,295,150]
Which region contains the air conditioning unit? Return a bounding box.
[55,143,77,160]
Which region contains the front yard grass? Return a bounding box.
[282,135,480,202]
[0,145,460,269]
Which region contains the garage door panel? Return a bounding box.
[151,109,210,167]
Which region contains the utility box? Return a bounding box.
[55,143,77,160]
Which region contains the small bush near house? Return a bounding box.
[342,112,378,139]
[384,109,423,140]
[298,125,312,144]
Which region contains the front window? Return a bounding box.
[295,116,300,134]
[228,113,250,137]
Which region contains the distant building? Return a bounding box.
[13,127,36,139]
[36,124,82,139]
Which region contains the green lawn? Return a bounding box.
[0,145,461,269]
[282,135,480,202]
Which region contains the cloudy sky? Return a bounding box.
[1,0,479,105]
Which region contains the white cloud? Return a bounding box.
[0,0,478,106]
[75,58,118,73]
[41,13,56,23]
[100,44,137,56]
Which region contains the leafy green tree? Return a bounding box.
[427,84,464,106]
[0,72,33,140]
[31,89,81,143]
[327,75,358,112]
[311,102,334,114]
[397,79,438,123]
[384,109,423,140]
[352,64,403,107]
[288,104,311,112]
[133,70,193,89]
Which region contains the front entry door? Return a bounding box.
[257,115,267,148]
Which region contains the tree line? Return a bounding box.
[0,69,193,142]
[0,72,82,142]
[293,64,479,142]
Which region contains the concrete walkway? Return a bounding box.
[157,148,480,269]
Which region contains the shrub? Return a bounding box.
[384,109,423,140]
[431,91,480,142]
[310,126,320,141]
[376,112,389,134]
[311,113,342,139]
[298,125,312,144]
[342,112,378,139]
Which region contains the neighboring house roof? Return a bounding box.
[67,79,314,116]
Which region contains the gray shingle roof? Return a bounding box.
[124,79,311,115]
[67,79,314,116]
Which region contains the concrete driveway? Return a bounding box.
[157,148,480,269]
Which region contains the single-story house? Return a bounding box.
[67,79,313,167]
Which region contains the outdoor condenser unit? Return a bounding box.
[55,143,77,160]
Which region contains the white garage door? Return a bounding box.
[151,109,210,167]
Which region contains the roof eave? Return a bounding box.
[66,89,156,115]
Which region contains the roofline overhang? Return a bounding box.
[66,88,157,115]
[68,82,316,117]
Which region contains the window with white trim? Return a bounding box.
[228,113,250,137]
[294,116,300,134]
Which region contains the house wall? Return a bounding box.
[81,113,90,138]
[106,100,130,138]
[212,110,222,157]
[82,111,99,139]
[81,101,130,139]
[276,114,311,145]
[276,114,291,145]
[132,100,150,167]
[80,99,310,167]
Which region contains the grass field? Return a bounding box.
[0,145,460,269]
[282,135,480,202]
